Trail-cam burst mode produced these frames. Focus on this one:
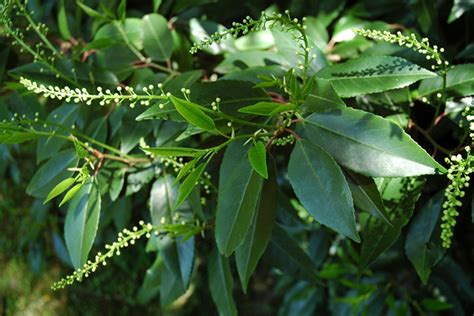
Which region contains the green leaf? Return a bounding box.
[239,102,297,116]
[57,0,72,39]
[301,78,346,113]
[448,0,474,23]
[117,0,127,20]
[317,56,436,97]
[235,158,277,291]
[135,102,185,122]
[190,80,271,116]
[150,175,195,290]
[153,0,162,11]
[0,131,40,144]
[76,1,109,20]
[169,96,216,131]
[268,224,320,283]
[44,177,75,204]
[65,179,101,269]
[95,18,144,50]
[37,103,78,163]
[26,149,79,198]
[109,168,125,201]
[247,141,268,179]
[405,191,445,284]
[137,255,163,304]
[142,146,206,157]
[208,248,237,316]
[302,108,446,177]
[216,139,264,256]
[419,64,474,97]
[345,171,391,225]
[288,140,360,242]
[174,162,207,210]
[142,14,173,61]
[360,177,425,269]
[59,183,82,207]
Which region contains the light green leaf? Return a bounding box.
[208,248,237,316]
[317,56,436,97]
[247,141,268,179]
[65,179,101,269]
[288,140,360,242]
[142,14,173,61]
[235,158,277,291]
[59,183,82,207]
[216,139,263,256]
[58,0,72,39]
[26,149,79,198]
[142,146,206,157]
[44,177,75,204]
[174,162,207,210]
[302,107,446,177]
[169,96,216,131]
[418,64,474,97]
[135,102,185,122]
[238,101,297,116]
[405,191,445,284]
[301,78,346,113]
[76,1,109,20]
[0,131,40,144]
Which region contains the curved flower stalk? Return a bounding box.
[52,220,205,290]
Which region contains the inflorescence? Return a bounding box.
[190,10,313,80]
[354,29,448,70]
[440,109,474,248]
[20,77,169,107]
[52,220,203,290]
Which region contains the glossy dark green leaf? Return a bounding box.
[345,171,390,224]
[405,191,445,284]
[448,0,474,23]
[419,64,474,97]
[150,175,195,290]
[216,139,263,256]
[137,255,163,304]
[142,14,173,61]
[44,177,75,204]
[235,158,277,291]
[301,78,346,113]
[26,149,79,198]
[208,248,237,316]
[302,108,446,177]
[288,140,360,242]
[120,113,153,154]
[317,56,436,97]
[65,179,101,269]
[142,146,206,157]
[360,177,425,269]
[247,141,268,179]
[37,103,78,163]
[169,96,216,131]
[160,262,186,307]
[238,102,297,116]
[268,224,320,283]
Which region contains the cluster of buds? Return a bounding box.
[52,221,155,290]
[20,77,169,107]
[441,151,473,248]
[353,29,448,70]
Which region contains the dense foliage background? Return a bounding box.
[1,0,474,315]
